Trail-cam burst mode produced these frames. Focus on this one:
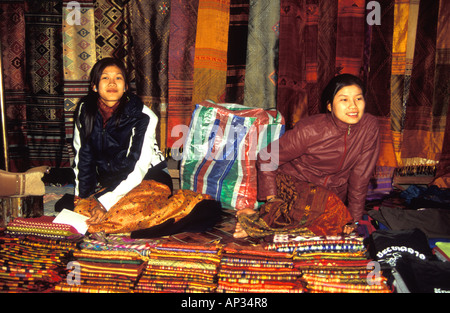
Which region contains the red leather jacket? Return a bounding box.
[256,112,380,222]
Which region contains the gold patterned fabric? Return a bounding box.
[75,180,211,234]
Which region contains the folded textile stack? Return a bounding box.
[0,234,78,292]
[135,242,222,293]
[79,234,159,256]
[55,249,147,293]
[5,216,81,240]
[217,243,306,293]
[267,236,391,293]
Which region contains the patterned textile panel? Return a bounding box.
[62,0,96,154]
[130,0,171,149]
[167,0,199,148]
[192,0,230,106]
[242,0,279,110]
[224,0,249,105]
[25,1,68,169]
[0,2,28,171]
[401,0,440,164]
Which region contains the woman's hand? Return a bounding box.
[87,204,107,225]
[343,222,358,235]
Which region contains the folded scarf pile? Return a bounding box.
[135,242,222,293]
[79,234,160,256]
[54,249,147,293]
[268,236,392,293]
[0,234,78,292]
[217,243,306,293]
[5,216,81,240]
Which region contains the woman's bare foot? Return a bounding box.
[233,208,255,239]
[233,222,248,238]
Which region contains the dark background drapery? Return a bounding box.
[1,0,449,189]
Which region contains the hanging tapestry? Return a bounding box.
[94,0,131,62]
[365,0,398,197]
[390,0,410,164]
[166,0,199,149]
[335,0,366,76]
[0,2,27,171]
[130,0,171,150]
[62,0,97,163]
[433,0,450,187]
[242,0,279,110]
[401,0,440,164]
[224,0,249,105]
[277,0,308,129]
[192,0,230,106]
[24,1,68,169]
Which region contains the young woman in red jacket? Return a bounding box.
[234,74,380,238]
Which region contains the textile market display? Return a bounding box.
[135,242,222,293]
[217,243,306,293]
[1,1,450,192]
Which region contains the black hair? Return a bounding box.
[320,74,366,113]
[74,58,130,142]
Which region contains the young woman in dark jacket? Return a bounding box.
[234,74,380,238]
[72,58,170,224]
[71,58,221,236]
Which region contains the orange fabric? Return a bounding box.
[75,180,211,234]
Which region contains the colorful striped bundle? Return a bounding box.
[54,249,147,293]
[79,234,159,256]
[268,236,392,293]
[0,234,78,292]
[5,216,81,240]
[217,243,306,293]
[267,236,366,254]
[135,242,222,293]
